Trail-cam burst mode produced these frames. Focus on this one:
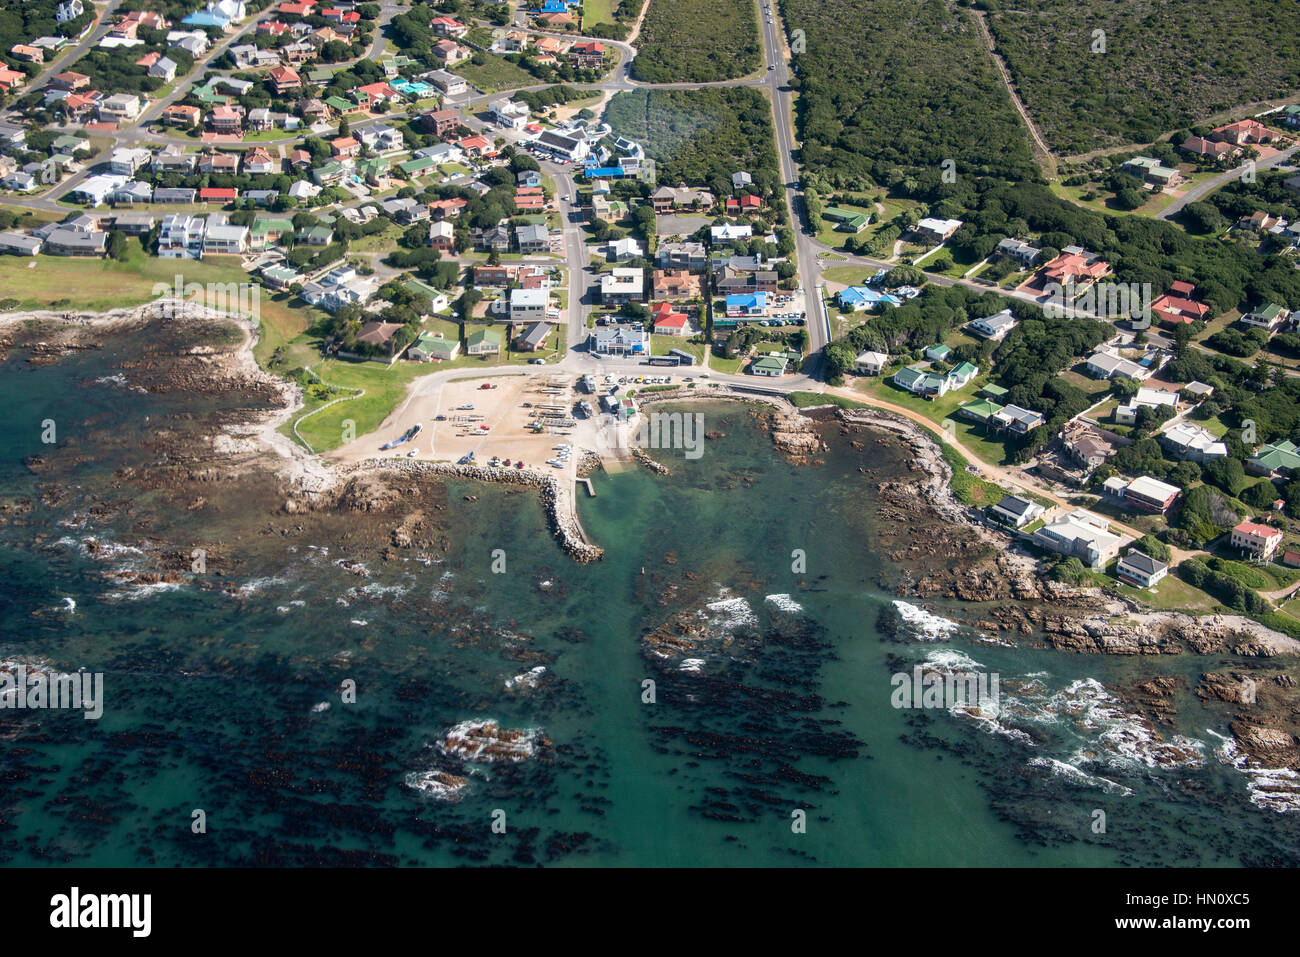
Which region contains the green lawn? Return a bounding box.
[652,335,704,360]
[582,0,614,29]
[452,56,537,93]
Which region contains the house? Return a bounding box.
[249,215,294,249]
[821,207,869,232]
[1180,135,1238,160]
[1033,510,1123,569]
[650,185,714,212]
[893,364,950,398]
[110,180,153,204]
[839,286,901,311]
[107,147,151,176]
[1117,550,1169,589]
[990,494,1045,529]
[153,187,197,204]
[430,16,468,38]
[209,105,243,133]
[1040,247,1110,286]
[1151,283,1210,326]
[1231,520,1283,560]
[167,30,210,55]
[0,67,26,93]
[475,223,510,251]
[1211,119,1276,146]
[514,186,546,214]
[457,135,496,160]
[652,269,702,301]
[98,93,141,122]
[426,69,466,97]
[651,301,690,336]
[1115,387,1178,425]
[269,66,301,95]
[725,292,767,318]
[69,174,128,206]
[657,242,708,271]
[1159,422,1228,463]
[996,237,1041,267]
[914,217,962,242]
[600,268,644,305]
[537,130,589,163]
[158,214,207,258]
[515,321,551,352]
[1121,155,1181,187]
[0,232,44,255]
[466,327,503,356]
[1247,440,1300,478]
[1085,347,1147,380]
[427,220,455,251]
[409,332,459,362]
[162,104,201,127]
[358,124,402,153]
[925,344,951,363]
[567,40,607,67]
[968,308,1018,341]
[751,354,789,377]
[198,151,239,175]
[711,224,752,243]
[1241,302,1291,331]
[51,71,89,92]
[958,398,1003,423]
[298,225,333,245]
[591,323,648,356]
[1119,475,1181,514]
[44,227,107,257]
[509,287,549,322]
[429,197,468,221]
[991,404,1045,435]
[947,360,978,388]
[604,237,644,262]
[515,223,555,254]
[56,0,84,24]
[201,215,248,255]
[331,135,360,159]
[854,351,888,375]
[419,108,462,138]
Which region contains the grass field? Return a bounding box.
[582,0,614,30]
[453,56,538,93]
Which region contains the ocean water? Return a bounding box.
[2,321,1300,867]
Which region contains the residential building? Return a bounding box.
[509,287,549,322]
[490,98,529,129]
[466,327,503,356]
[1231,520,1283,561]
[1116,550,1169,589]
[600,268,644,305]
[651,301,690,336]
[591,323,648,356]
[1115,387,1177,425]
[996,237,1041,267]
[1032,510,1124,569]
[990,494,1045,529]
[409,333,459,362]
[201,215,248,255]
[426,69,466,97]
[991,404,1046,435]
[44,227,107,257]
[913,217,962,242]
[1121,155,1181,187]
[854,351,888,375]
[653,269,701,301]
[657,242,707,270]
[157,214,206,259]
[1159,422,1228,463]
[1241,302,1291,331]
[1041,246,1110,286]
[515,223,554,254]
[607,237,644,261]
[98,93,142,122]
[968,308,1018,341]
[1085,347,1147,380]
[751,354,789,377]
[515,321,551,352]
[1247,440,1300,477]
[1120,475,1181,513]
[427,220,455,251]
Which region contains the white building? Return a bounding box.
[854,350,888,375]
[1116,387,1178,425]
[69,174,128,206]
[1032,509,1124,569]
[509,286,548,321]
[489,98,530,130]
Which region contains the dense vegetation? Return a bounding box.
[984,0,1300,155]
[604,88,782,201]
[783,0,1039,191]
[629,0,760,83]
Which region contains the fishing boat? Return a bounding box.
[379,423,422,451]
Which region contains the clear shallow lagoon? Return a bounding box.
[1,325,1297,866]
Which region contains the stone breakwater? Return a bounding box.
[356,459,604,563]
[576,449,604,478]
[631,447,670,474]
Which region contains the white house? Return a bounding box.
[1116,387,1178,425]
[990,494,1045,528]
[56,0,84,24]
[854,350,888,375]
[1032,509,1124,569]
[968,308,1018,341]
[1116,550,1169,588]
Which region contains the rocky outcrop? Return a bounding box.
[632,447,669,474]
[355,459,604,563]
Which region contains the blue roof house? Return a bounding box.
[839,286,901,311]
[726,292,768,317]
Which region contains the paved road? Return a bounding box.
[1157,146,1300,221]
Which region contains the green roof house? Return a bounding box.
[1248,439,1300,477]
[466,327,503,355]
[959,398,1004,422]
[409,332,460,362]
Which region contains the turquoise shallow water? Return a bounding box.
[2,322,1299,866]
